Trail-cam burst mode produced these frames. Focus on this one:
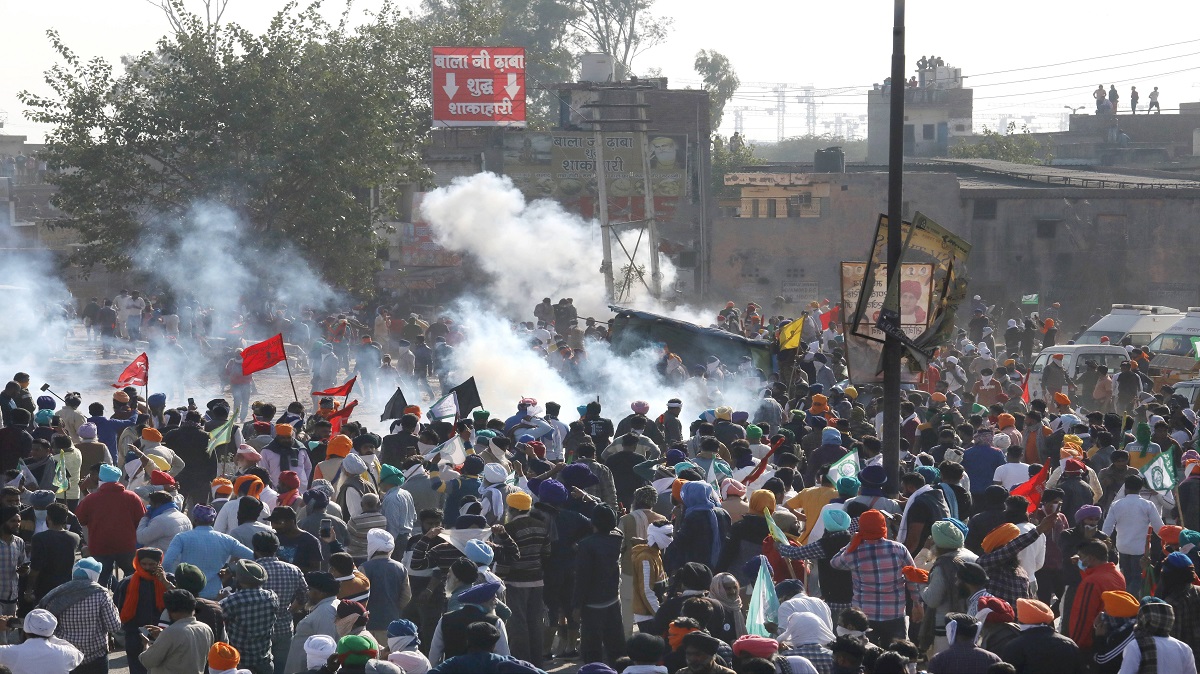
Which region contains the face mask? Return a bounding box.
[308,441,320,450]
[1083,524,1098,534]
[981,375,993,386]
[1043,503,1060,514]
[1078,559,1088,570]
[631,430,642,437]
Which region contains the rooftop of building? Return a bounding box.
[733,156,1200,190]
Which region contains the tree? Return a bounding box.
[949,122,1048,165]
[755,134,868,163]
[570,0,672,78]
[19,1,464,292]
[710,135,760,200]
[420,0,578,128]
[693,49,738,130]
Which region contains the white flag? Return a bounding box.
[424,435,468,467]
[827,449,860,485]
[428,391,459,421]
[1141,450,1179,494]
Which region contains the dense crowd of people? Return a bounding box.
[0,293,1195,674]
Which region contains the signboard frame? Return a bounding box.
[432,46,527,128]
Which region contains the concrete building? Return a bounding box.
[711,159,1200,328]
[867,67,973,163]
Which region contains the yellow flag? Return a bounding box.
[778,319,805,350]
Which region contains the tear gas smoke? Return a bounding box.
[422,172,762,418]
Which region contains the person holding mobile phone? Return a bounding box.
[115,548,173,674]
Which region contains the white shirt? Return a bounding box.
[0,636,84,674]
[1015,521,1045,582]
[1118,635,1196,674]
[993,463,1031,490]
[1102,493,1166,555]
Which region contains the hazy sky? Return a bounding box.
[4,0,1199,143]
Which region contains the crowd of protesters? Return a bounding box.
[0,291,1195,674]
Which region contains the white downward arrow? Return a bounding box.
[443,73,459,99]
[504,73,521,98]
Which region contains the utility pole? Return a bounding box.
[635,88,662,298]
[774,85,787,142]
[592,106,616,300]
[883,0,906,495]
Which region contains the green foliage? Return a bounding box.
[753,134,867,163]
[711,135,760,200]
[693,49,738,130]
[421,0,577,128]
[19,0,469,293]
[570,0,672,78]
[949,122,1047,165]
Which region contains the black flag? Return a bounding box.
[380,386,410,422]
[448,377,483,413]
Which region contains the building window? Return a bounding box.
[973,199,997,220]
[766,199,777,218]
[922,124,935,140]
[785,267,801,279]
[954,124,966,132]
[751,199,760,218]
[786,194,812,217]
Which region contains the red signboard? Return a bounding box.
[432,47,526,128]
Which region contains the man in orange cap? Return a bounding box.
[978,516,1055,606]
[830,510,915,645]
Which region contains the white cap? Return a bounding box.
[24,609,57,637]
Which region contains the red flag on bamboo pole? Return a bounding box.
[113,352,149,388]
[241,334,286,375]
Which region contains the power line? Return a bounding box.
[974,64,1200,99]
[970,37,1200,78]
[969,51,1200,88]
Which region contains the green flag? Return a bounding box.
[827,449,860,485]
[1021,293,1039,305]
[1141,449,1179,494]
[207,406,240,456]
[764,507,790,545]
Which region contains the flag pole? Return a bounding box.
[283,345,300,403]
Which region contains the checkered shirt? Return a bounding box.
[0,536,27,603]
[829,537,914,622]
[258,557,307,639]
[977,529,1037,607]
[54,587,121,662]
[219,587,280,670]
[783,644,834,674]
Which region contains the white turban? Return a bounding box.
[341,452,368,476]
[647,522,674,549]
[23,609,56,637]
[367,529,396,559]
[993,434,1012,450]
[482,463,507,485]
[304,635,337,669]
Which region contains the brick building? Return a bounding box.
[711,159,1200,327]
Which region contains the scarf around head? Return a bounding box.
[1135,602,1174,674]
[1135,422,1152,456]
[668,621,699,651]
[681,481,721,569]
[846,509,887,552]
[120,557,168,623]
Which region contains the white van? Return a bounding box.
[1027,344,1130,396]
[1076,304,1182,346]
[1169,379,1200,406]
[1146,308,1200,386]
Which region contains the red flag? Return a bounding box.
[312,376,357,398]
[328,399,359,435]
[241,334,286,376]
[1011,460,1051,512]
[113,352,149,388]
[744,437,787,485]
[1021,371,1031,403]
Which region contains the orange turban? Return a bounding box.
[930,392,947,403]
[668,620,700,650]
[327,435,352,459]
[749,490,776,515]
[982,523,1021,553]
[671,478,686,504]
[211,478,233,497]
[1053,392,1071,406]
[142,427,163,442]
[1016,598,1054,625]
[846,510,887,552]
[232,475,264,499]
[997,413,1015,429]
[208,642,240,670]
[1100,591,1140,618]
[1160,525,1183,547]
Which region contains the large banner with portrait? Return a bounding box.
[841,262,930,384]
